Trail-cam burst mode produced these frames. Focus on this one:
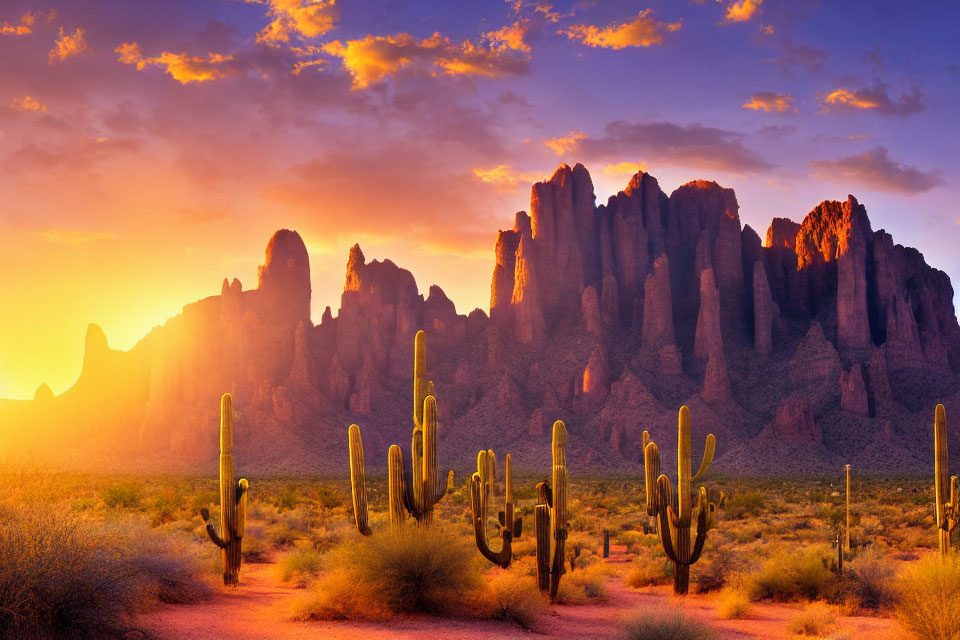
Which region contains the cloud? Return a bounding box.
[819,84,924,117]
[115,42,236,83]
[34,229,118,245]
[724,0,762,23]
[810,147,943,195]
[1,10,55,36]
[545,131,586,155]
[10,95,47,112]
[486,19,532,52]
[775,38,826,75]
[322,32,529,89]
[578,120,774,174]
[473,164,541,189]
[562,10,681,49]
[256,0,338,44]
[760,24,774,35]
[742,92,795,113]
[49,27,88,63]
[603,161,648,178]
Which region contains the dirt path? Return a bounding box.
[141,561,907,640]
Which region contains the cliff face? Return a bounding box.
[3,167,960,475]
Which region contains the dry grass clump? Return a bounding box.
[716,588,751,620]
[276,546,323,585]
[895,553,960,640]
[787,603,837,636]
[626,554,672,588]
[0,504,209,639]
[845,548,897,610]
[292,525,484,620]
[618,609,716,640]
[746,546,836,602]
[485,571,546,629]
[555,562,610,604]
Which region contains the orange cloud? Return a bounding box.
[819,85,923,116]
[602,161,647,177]
[1,10,55,36]
[49,26,87,63]
[545,131,585,155]
[322,32,528,89]
[760,24,774,35]
[256,0,338,44]
[473,164,541,189]
[10,95,47,112]
[562,10,682,49]
[115,42,235,83]
[534,3,565,23]
[486,19,531,52]
[724,0,762,23]
[742,92,795,113]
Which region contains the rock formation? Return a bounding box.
[3,164,960,474]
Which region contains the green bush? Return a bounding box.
[102,482,142,509]
[746,546,836,602]
[618,610,716,640]
[895,554,960,640]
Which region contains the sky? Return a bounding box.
[1,0,958,399]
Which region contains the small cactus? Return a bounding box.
[348,330,452,534]
[535,420,568,601]
[644,406,717,595]
[201,393,249,586]
[934,404,959,556]
[844,464,852,552]
[470,450,522,568]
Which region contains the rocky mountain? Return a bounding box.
[3,164,959,475]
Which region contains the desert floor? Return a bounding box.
[141,547,907,640]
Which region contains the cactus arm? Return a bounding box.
[348,424,372,536]
[446,470,455,494]
[676,406,692,527]
[388,445,406,528]
[422,395,439,514]
[688,488,713,565]
[690,434,716,483]
[413,329,427,429]
[535,503,551,592]
[235,478,248,539]
[644,442,661,517]
[200,508,228,549]
[642,430,650,451]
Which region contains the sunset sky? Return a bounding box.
[1,0,958,399]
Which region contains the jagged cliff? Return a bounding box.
[2,164,958,474]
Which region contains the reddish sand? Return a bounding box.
[142,557,908,640]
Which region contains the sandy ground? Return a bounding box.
[141,554,908,640]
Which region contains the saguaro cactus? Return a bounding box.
[934,404,959,556]
[470,450,522,568]
[644,406,717,595]
[844,464,852,552]
[348,330,451,534]
[201,393,249,586]
[535,420,568,601]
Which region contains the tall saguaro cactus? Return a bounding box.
[470,450,522,568]
[644,406,717,595]
[934,404,959,556]
[349,330,451,534]
[201,393,249,586]
[535,420,568,601]
[844,464,852,552]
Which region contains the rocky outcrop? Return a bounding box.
[753,260,774,355]
[840,364,869,415]
[641,255,675,351]
[694,268,723,362]
[771,397,821,442]
[789,322,842,387]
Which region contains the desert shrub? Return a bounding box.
[0,504,209,639]
[694,546,740,594]
[277,547,323,585]
[845,548,897,610]
[102,482,142,509]
[556,562,610,604]
[293,525,484,619]
[486,572,546,629]
[895,553,960,640]
[746,546,836,602]
[717,588,751,620]
[275,485,300,512]
[626,554,672,588]
[728,491,765,518]
[618,610,716,640]
[241,525,268,562]
[788,604,837,636]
